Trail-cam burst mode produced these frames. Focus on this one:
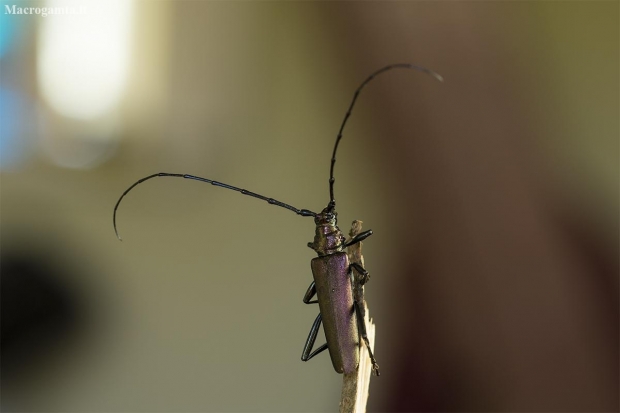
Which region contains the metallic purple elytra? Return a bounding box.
[311,251,358,373]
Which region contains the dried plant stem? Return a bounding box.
[339,221,376,413]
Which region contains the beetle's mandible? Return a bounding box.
[113,63,442,375]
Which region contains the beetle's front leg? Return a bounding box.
[344,229,373,248]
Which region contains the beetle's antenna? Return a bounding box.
[113,173,317,240]
[328,63,443,209]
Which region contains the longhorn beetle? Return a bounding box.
[113,63,442,376]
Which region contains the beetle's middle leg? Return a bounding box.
[301,312,329,361]
[350,262,371,285]
[302,281,318,304]
[354,300,380,376]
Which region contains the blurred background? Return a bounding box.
[0,1,618,412]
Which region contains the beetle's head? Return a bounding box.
[314,206,337,226]
[308,206,345,256]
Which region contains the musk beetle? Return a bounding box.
[113,63,442,375]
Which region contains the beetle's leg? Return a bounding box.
[301,313,329,361]
[343,229,373,248]
[354,301,380,376]
[350,262,371,285]
[302,281,318,304]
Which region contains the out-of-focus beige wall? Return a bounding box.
[1,1,617,412]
